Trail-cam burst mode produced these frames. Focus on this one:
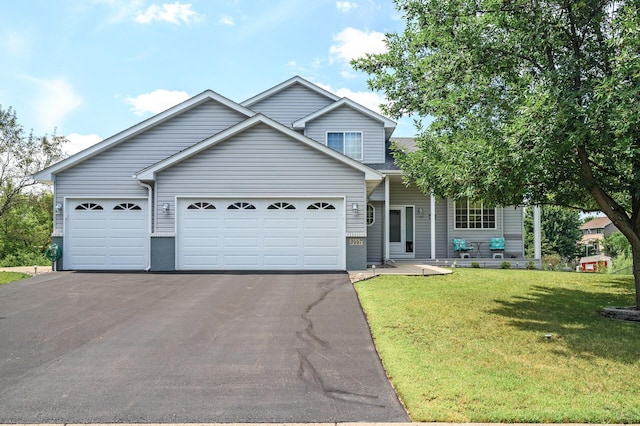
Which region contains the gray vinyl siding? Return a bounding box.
[248,84,335,127]
[367,201,384,264]
[447,200,524,257]
[304,105,386,164]
[389,180,431,259]
[503,206,524,257]
[52,101,248,234]
[155,123,367,235]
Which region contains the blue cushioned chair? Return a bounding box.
[490,237,505,259]
[452,238,474,258]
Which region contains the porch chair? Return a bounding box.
[490,237,505,259]
[452,238,474,258]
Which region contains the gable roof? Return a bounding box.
[240,75,340,107]
[134,114,384,182]
[33,90,255,182]
[581,216,613,230]
[292,97,396,131]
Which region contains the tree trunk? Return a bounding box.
[632,243,640,309]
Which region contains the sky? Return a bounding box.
[1,0,413,156]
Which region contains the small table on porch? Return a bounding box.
[470,241,484,257]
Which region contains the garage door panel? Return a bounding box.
[264,236,299,248]
[65,199,148,270]
[263,255,300,266]
[178,198,344,270]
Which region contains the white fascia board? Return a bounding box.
[292,98,396,130]
[33,90,255,182]
[240,75,340,107]
[134,114,384,183]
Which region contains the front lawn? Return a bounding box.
[0,271,29,285]
[355,269,640,423]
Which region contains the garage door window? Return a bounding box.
[228,202,256,210]
[114,203,142,211]
[187,202,216,210]
[307,202,336,210]
[267,202,296,210]
[76,202,103,210]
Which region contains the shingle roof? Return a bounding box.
[580,216,612,230]
[364,137,416,171]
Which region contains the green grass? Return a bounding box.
[0,271,29,285]
[355,269,640,422]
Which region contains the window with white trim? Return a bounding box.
[367,204,375,226]
[454,199,496,229]
[327,131,363,160]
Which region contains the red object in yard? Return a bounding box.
[579,255,611,272]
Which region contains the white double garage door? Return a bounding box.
[65,198,345,270]
[177,198,345,270]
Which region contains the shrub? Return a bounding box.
[500,261,511,269]
[471,262,480,268]
[0,251,49,267]
[542,253,562,270]
[525,261,536,270]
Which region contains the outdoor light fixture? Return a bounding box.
[162,203,170,214]
[352,203,358,215]
[55,203,63,214]
[418,207,424,217]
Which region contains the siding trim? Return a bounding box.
[34,90,255,182]
[135,114,384,182]
[241,75,339,107]
[293,98,396,130]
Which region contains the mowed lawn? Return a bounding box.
[355,269,640,423]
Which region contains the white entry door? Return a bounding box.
[389,205,414,258]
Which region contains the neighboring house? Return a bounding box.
[34,76,528,271]
[579,216,618,255]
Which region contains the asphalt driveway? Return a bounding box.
[0,272,408,423]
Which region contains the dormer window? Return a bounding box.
[327,132,363,160]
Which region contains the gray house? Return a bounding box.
[35,76,528,271]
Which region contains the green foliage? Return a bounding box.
[542,254,563,271]
[524,206,581,259]
[0,191,54,266]
[525,261,537,270]
[352,0,640,306]
[604,232,631,258]
[471,261,480,268]
[0,106,65,266]
[355,271,638,422]
[500,261,511,269]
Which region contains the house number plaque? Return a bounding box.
[349,238,364,246]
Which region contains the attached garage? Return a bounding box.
[64,199,149,270]
[177,198,345,270]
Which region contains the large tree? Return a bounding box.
[1,106,66,219]
[353,0,640,308]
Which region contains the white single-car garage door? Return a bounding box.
[177,198,345,270]
[64,199,149,270]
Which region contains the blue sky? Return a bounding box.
[1,0,413,155]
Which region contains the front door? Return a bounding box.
[389,205,414,258]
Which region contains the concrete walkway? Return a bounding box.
[349,263,453,283]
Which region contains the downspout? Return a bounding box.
[139,181,153,271]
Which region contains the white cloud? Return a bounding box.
[24,76,83,133]
[64,133,103,156]
[1,30,30,55]
[336,1,358,12]
[125,89,190,115]
[96,0,146,24]
[135,2,203,25]
[329,27,386,63]
[316,82,386,115]
[219,15,234,26]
